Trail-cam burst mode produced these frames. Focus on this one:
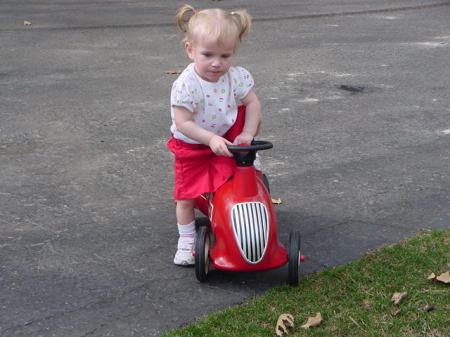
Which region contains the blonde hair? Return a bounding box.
[175,4,251,51]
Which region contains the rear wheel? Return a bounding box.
[288,231,301,285]
[195,216,210,229]
[195,226,210,282]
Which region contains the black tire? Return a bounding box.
[288,231,301,285]
[262,173,270,194]
[195,226,210,282]
[195,216,210,229]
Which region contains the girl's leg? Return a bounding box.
[176,198,195,225]
[174,198,196,266]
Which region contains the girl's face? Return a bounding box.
[185,36,236,83]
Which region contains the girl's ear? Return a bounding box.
[185,41,194,60]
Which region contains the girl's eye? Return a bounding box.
[222,54,231,59]
[202,53,212,57]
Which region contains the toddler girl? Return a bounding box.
[167,4,262,265]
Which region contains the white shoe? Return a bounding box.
[173,239,194,266]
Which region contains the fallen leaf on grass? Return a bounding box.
[391,292,407,305]
[271,198,282,205]
[422,305,435,312]
[391,307,401,316]
[164,70,182,75]
[24,20,32,26]
[427,271,450,284]
[301,312,322,329]
[436,271,450,284]
[275,313,294,336]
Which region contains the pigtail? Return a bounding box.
[230,9,252,40]
[176,4,196,33]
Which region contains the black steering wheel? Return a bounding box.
[227,140,273,167]
[227,140,273,152]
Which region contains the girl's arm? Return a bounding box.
[174,106,232,157]
[233,90,262,145]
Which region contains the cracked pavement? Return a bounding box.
[1,0,449,336]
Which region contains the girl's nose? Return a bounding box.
[212,58,221,67]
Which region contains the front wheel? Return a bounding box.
[195,226,210,282]
[288,231,301,285]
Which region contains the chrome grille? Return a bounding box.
[231,202,269,264]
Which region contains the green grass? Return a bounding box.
[163,229,450,337]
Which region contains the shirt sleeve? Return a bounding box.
[232,66,255,100]
[171,79,197,113]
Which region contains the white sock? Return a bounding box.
[178,220,195,244]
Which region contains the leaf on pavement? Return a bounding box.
[24,20,32,26]
[271,198,282,205]
[164,70,182,75]
[301,312,322,329]
[391,292,407,305]
[275,313,294,336]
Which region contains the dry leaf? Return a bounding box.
[24,20,32,26]
[436,271,450,284]
[423,305,435,312]
[164,70,182,75]
[275,313,294,336]
[391,307,401,316]
[271,198,282,205]
[427,272,436,280]
[391,292,407,305]
[301,312,322,329]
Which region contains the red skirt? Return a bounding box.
[167,106,246,200]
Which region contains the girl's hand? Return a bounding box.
[233,131,254,145]
[209,135,233,157]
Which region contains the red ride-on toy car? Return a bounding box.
[193,140,305,285]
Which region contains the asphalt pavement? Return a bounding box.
[1,0,449,336]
